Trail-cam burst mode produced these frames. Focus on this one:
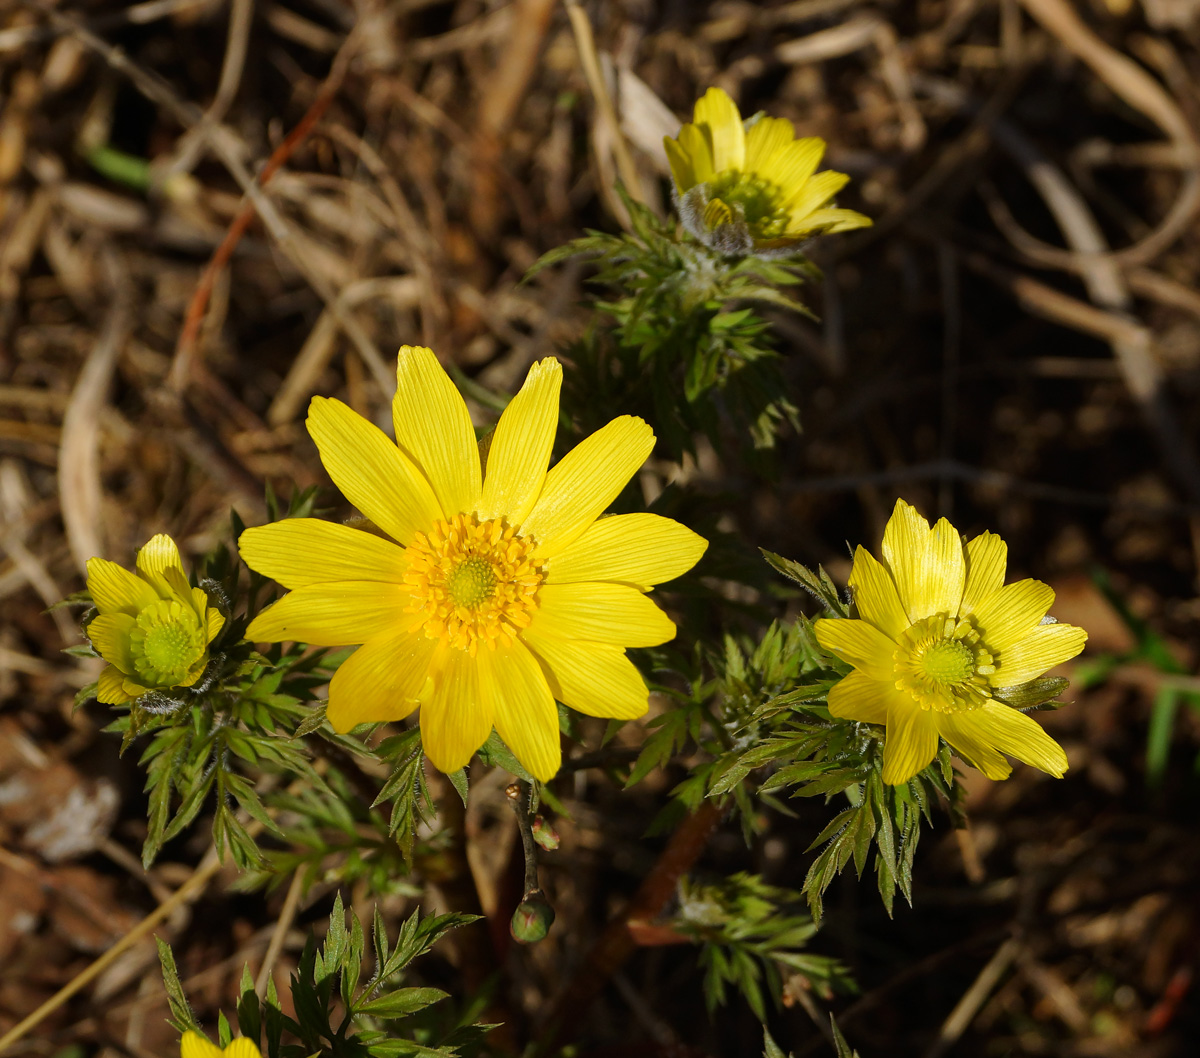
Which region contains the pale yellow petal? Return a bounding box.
[478,640,561,781]
[936,712,1012,780]
[881,500,965,622]
[882,704,940,785]
[307,396,442,546]
[523,415,654,557]
[532,582,675,647]
[847,545,908,640]
[88,613,136,672]
[961,531,1007,616]
[787,207,873,236]
[745,116,798,175]
[223,1040,263,1058]
[522,627,649,719]
[955,702,1067,778]
[419,645,492,774]
[762,136,825,199]
[971,579,1055,654]
[546,513,707,589]
[665,133,696,191]
[205,607,225,645]
[136,534,183,578]
[239,519,408,589]
[393,345,482,517]
[676,123,714,184]
[97,664,133,705]
[786,168,849,220]
[694,87,745,171]
[813,618,895,681]
[477,358,562,525]
[245,583,413,645]
[991,623,1087,687]
[181,1033,224,1058]
[826,669,892,725]
[326,630,435,731]
[86,556,159,615]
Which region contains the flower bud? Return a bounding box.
[531,815,560,851]
[510,890,555,944]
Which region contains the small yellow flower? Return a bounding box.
[814,500,1087,786]
[85,534,225,705]
[181,1030,261,1058]
[664,87,871,255]
[239,346,707,781]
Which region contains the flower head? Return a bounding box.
[181,1031,261,1058]
[85,534,225,705]
[664,87,871,256]
[814,500,1087,786]
[239,346,708,781]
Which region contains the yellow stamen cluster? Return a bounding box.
[403,513,544,655]
[130,599,206,685]
[893,614,996,714]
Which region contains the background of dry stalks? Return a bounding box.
[2,0,1200,1055]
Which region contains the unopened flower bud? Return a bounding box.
[510,890,555,944]
[531,815,560,851]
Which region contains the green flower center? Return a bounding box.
[707,171,788,238]
[445,555,498,610]
[129,600,206,685]
[893,614,996,714]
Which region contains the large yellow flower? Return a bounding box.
[814,500,1087,786]
[85,534,225,705]
[664,87,871,255]
[239,346,707,781]
[181,1031,260,1058]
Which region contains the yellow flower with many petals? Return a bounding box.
[85,534,225,705]
[181,1031,261,1058]
[664,87,871,256]
[239,346,707,782]
[814,500,1087,786]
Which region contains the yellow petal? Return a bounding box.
[971,579,1055,654]
[762,136,825,199]
[785,168,849,220]
[97,664,133,705]
[675,122,714,185]
[522,627,650,719]
[848,545,908,640]
[419,645,492,774]
[205,607,226,645]
[239,519,409,589]
[788,207,873,236]
[532,582,676,647]
[307,396,442,546]
[882,704,940,785]
[813,618,895,681]
[665,133,696,191]
[694,87,745,171]
[326,631,435,732]
[881,500,964,622]
[954,702,1067,778]
[546,513,707,589]
[991,623,1087,687]
[961,531,1007,616]
[523,415,654,557]
[88,613,136,672]
[87,556,159,615]
[246,583,413,646]
[826,669,892,725]
[181,1033,224,1058]
[223,1040,263,1058]
[393,345,482,518]
[477,358,562,525]
[478,640,561,781]
[136,534,183,578]
[936,712,1012,780]
[745,116,797,176]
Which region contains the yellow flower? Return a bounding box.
[664,87,871,255]
[239,346,707,781]
[181,1031,261,1058]
[814,500,1087,786]
[85,534,225,705]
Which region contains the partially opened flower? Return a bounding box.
[85,534,225,705]
[814,500,1087,786]
[239,346,707,781]
[181,1031,261,1058]
[664,86,871,256]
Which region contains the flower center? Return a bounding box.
[893,614,996,714]
[129,599,206,685]
[403,513,545,655]
[707,171,788,236]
